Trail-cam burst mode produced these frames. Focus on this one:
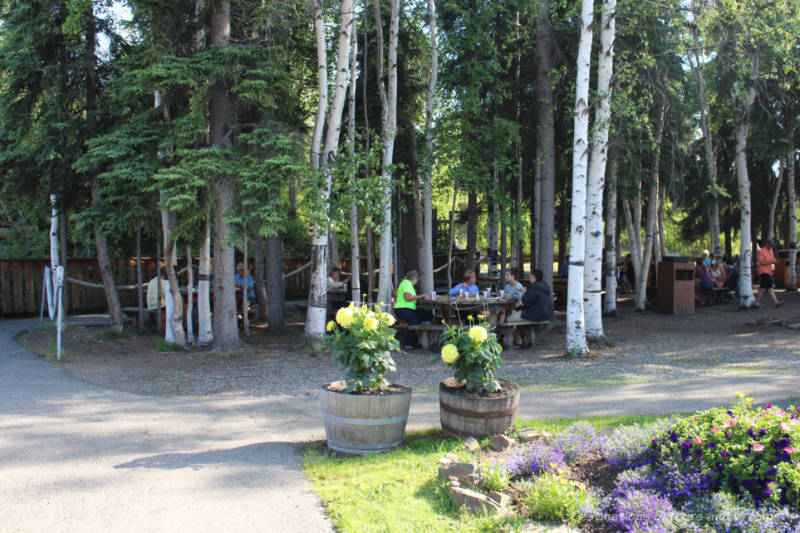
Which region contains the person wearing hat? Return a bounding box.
[756,239,783,307]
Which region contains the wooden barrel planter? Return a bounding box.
[439,378,520,439]
[320,382,412,455]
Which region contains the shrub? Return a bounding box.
[651,397,800,508]
[552,421,607,462]
[439,318,503,394]
[502,442,566,478]
[326,304,401,393]
[523,472,598,527]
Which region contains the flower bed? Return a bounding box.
[449,396,800,532]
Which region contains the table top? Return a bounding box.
[419,296,517,310]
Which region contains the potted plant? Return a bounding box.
[321,303,411,455]
[438,318,520,438]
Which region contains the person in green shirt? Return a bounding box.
[393,270,432,350]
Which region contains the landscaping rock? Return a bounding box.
[446,485,500,513]
[463,437,480,452]
[438,462,481,487]
[518,429,551,443]
[488,490,511,507]
[491,434,515,451]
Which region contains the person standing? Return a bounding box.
[755,239,783,307]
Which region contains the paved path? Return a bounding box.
[2,317,798,532]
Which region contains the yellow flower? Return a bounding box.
[441,344,459,364]
[382,312,396,326]
[468,325,488,343]
[467,315,475,322]
[363,316,378,331]
[735,392,744,399]
[335,307,354,328]
[326,320,336,332]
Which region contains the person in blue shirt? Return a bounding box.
[449,269,479,297]
[234,262,255,301]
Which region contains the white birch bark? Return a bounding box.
[787,131,797,290]
[734,54,760,308]
[583,0,615,340]
[160,190,186,346]
[603,148,618,313]
[197,217,213,345]
[348,20,361,303]
[186,243,194,345]
[565,0,594,356]
[420,0,438,296]
[767,160,783,240]
[375,0,402,307]
[634,106,665,311]
[305,0,355,339]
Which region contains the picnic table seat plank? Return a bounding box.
[408,323,447,350]
[493,320,549,348]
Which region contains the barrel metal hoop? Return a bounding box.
[439,401,517,419]
[322,412,409,426]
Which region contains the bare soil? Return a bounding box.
[15,291,800,399]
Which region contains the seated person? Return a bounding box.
[449,269,479,297]
[327,267,349,294]
[506,269,554,349]
[234,262,255,303]
[146,271,168,310]
[695,258,714,304]
[393,270,432,350]
[497,267,525,323]
[710,257,726,288]
[558,255,570,278]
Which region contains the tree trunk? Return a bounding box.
[328,230,340,274]
[241,229,249,336]
[266,234,284,329]
[348,22,361,303]
[658,185,666,258]
[306,0,355,339]
[689,23,722,259]
[363,20,375,303]
[136,226,144,334]
[209,0,240,351]
[254,237,267,321]
[622,195,641,284]
[420,0,438,295]
[634,105,666,311]
[487,157,498,280]
[603,148,618,314]
[583,0,615,341]
[735,55,760,308]
[787,119,797,290]
[198,217,213,345]
[565,0,594,356]
[447,189,457,289]
[466,191,477,273]
[156,241,163,333]
[160,191,186,346]
[186,243,194,345]
[376,0,402,307]
[536,0,557,290]
[768,160,784,240]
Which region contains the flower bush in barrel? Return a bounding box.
[320,303,411,455]
[438,317,519,438]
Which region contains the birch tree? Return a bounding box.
[787,120,797,290]
[348,15,361,304]
[375,0,402,307]
[420,0,438,296]
[583,0,616,341]
[305,0,356,341]
[603,146,619,313]
[565,0,594,356]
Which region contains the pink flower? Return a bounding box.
[693,437,704,445]
[780,423,791,432]
[776,410,787,417]
[766,403,772,409]
[785,447,796,454]
[692,417,698,422]
[752,443,765,452]
[711,426,721,433]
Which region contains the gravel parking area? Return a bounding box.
[16,290,800,400]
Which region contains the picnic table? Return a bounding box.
[418,295,517,326]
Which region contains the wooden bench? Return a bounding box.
[122,307,161,328]
[493,320,549,348]
[408,324,447,350]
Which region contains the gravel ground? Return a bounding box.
[16,290,800,400]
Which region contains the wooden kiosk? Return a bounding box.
[657,258,695,315]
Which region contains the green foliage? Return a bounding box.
[150,339,184,351]
[480,459,510,492]
[326,304,402,393]
[522,471,598,526]
[439,318,503,394]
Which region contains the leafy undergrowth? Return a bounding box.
[305,402,800,532]
[302,415,665,533]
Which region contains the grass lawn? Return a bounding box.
[303,414,669,533]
